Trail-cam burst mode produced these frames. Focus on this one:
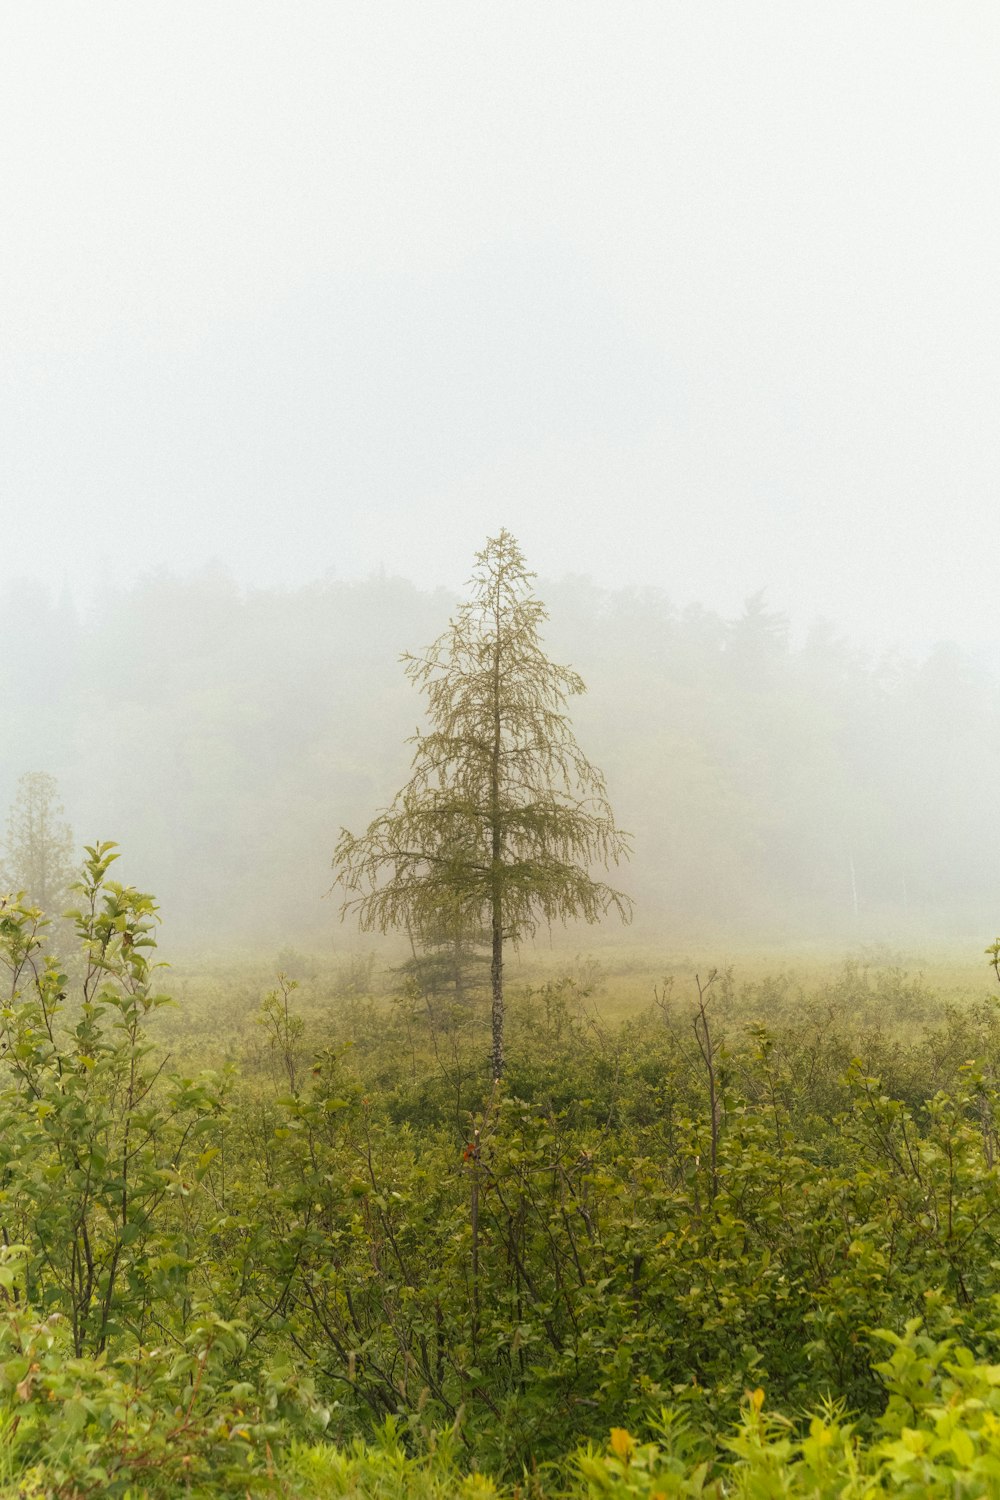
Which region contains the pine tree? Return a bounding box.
[2,771,75,914]
[333,530,631,1080]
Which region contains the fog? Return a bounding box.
[1,568,997,953]
[3,5,999,951]
[4,3,999,648]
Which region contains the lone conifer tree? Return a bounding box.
[334,530,631,1080]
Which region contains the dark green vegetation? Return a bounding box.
[4,855,1000,1492]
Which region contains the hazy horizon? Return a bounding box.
[1,553,990,669]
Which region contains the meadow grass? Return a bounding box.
[149,936,1000,1074]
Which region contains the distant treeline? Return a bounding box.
[2,568,997,947]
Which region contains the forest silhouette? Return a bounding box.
[2,566,993,950]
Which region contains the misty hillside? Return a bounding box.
[3,568,996,949]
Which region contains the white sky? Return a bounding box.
[2,2,998,651]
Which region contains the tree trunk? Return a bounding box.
[490,907,504,1081]
[489,568,505,1082]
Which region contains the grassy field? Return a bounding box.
[151,937,1000,1071]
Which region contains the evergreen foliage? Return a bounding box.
[334,532,631,1078]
